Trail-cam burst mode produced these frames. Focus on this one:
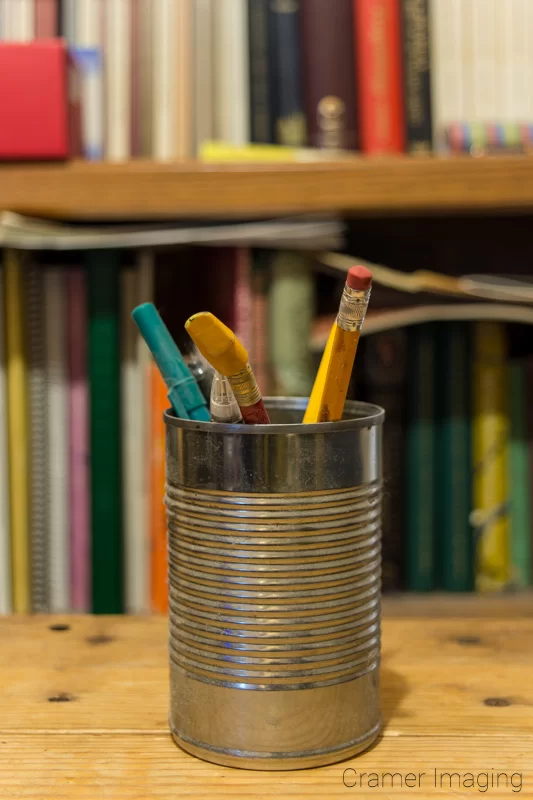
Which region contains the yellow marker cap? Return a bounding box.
[185,312,248,377]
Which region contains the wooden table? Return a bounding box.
[0,596,531,799]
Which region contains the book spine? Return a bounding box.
[0,267,12,614]
[121,267,148,614]
[176,0,192,159]
[5,0,35,40]
[248,0,274,143]
[67,267,90,612]
[150,362,168,614]
[250,250,271,396]
[300,0,357,149]
[406,323,436,591]
[71,47,104,160]
[35,0,58,37]
[268,251,315,396]
[509,361,531,588]
[152,0,177,160]
[61,0,76,41]
[130,0,140,156]
[402,0,432,153]
[105,0,132,161]
[45,268,70,613]
[234,248,253,349]
[192,0,214,154]
[472,322,510,592]
[87,251,122,614]
[435,323,473,591]
[5,251,29,613]
[429,0,464,151]
[354,0,404,154]
[363,330,407,591]
[269,0,306,146]
[138,0,153,156]
[471,0,496,126]
[26,265,49,613]
[214,0,250,145]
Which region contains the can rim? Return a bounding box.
[164,397,385,434]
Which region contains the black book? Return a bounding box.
[269,0,306,146]
[248,0,275,143]
[402,0,433,153]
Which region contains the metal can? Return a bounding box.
[165,398,384,770]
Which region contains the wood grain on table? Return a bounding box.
[0,596,531,799]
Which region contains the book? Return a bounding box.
[472,322,510,592]
[248,0,274,144]
[268,251,315,396]
[87,251,122,614]
[429,0,464,151]
[67,267,90,612]
[35,0,58,37]
[354,0,405,154]
[213,0,249,146]
[105,0,132,161]
[150,362,168,614]
[26,264,49,613]
[435,323,473,591]
[4,250,29,613]
[470,0,496,127]
[300,0,357,149]
[71,46,104,161]
[44,268,69,613]
[192,0,214,154]
[0,267,11,614]
[401,0,432,153]
[121,266,148,614]
[60,0,76,41]
[234,248,253,349]
[363,330,407,592]
[269,0,306,146]
[176,0,192,159]
[2,0,34,40]
[406,323,436,591]
[250,250,271,396]
[509,361,531,588]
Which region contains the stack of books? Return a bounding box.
[1,0,531,161]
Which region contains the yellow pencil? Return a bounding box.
[304,266,372,424]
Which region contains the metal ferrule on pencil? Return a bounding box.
[228,363,262,407]
[337,283,372,332]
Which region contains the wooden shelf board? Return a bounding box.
[1,156,533,219]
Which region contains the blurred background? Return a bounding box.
[0,0,532,616]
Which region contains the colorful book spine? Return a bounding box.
[269,0,306,146]
[26,265,49,613]
[45,268,70,613]
[406,323,436,591]
[401,0,432,153]
[472,322,510,592]
[300,0,357,149]
[5,251,29,613]
[268,251,315,396]
[150,362,168,614]
[87,251,122,614]
[67,268,90,612]
[509,361,531,588]
[363,330,407,592]
[354,0,404,154]
[435,323,472,591]
[0,267,12,614]
[248,0,274,144]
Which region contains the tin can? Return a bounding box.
[165,398,384,770]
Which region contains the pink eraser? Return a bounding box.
[347,265,372,290]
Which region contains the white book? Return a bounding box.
[152,0,178,160]
[192,0,215,155]
[508,0,528,123]
[176,0,192,158]
[121,268,147,613]
[471,0,497,125]
[0,270,12,614]
[74,0,104,160]
[76,0,101,47]
[106,0,132,161]
[44,269,69,613]
[2,0,34,40]
[139,0,154,156]
[429,0,465,150]
[213,0,249,146]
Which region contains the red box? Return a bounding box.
[0,40,69,160]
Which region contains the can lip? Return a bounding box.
[164,397,385,434]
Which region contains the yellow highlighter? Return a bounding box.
[304,266,372,424]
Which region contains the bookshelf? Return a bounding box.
[2,156,533,220]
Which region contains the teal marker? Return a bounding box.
[132,303,210,422]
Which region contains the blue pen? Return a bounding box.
[131,303,210,422]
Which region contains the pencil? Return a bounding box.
[185,312,270,425]
[305,266,372,424]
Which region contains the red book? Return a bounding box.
[354,0,405,154]
[35,0,58,37]
[0,41,68,160]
